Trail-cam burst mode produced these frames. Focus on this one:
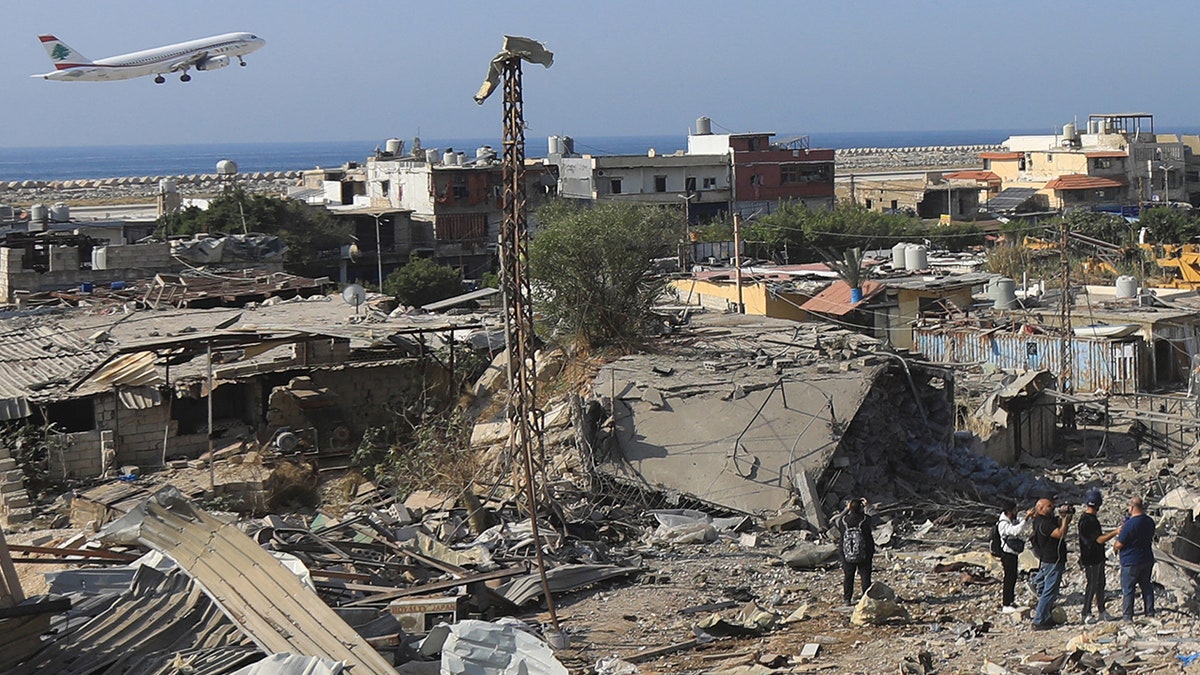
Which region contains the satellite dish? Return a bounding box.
[342,284,367,315]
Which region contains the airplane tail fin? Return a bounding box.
[38,35,91,68]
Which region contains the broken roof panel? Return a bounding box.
[799,279,885,316]
[0,324,104,419]
[99,487,399,674]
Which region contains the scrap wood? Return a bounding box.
[7,544,139,562]
[341,564,530,607]
[625,638,701,664]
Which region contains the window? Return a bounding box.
[780,164,831,184]
[379,180,390,196]
[654,175,667,193]
[866,198,874,209]
[44,398,96,433]
[1094,158,1112,170]
[890,200,899,210]
[610,178,622,194]
[703,177,717,189]
[983,159,991,170]
[452,175,468,201]
[685,177,696,193]
[1019,156,1027,171]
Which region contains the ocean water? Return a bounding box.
[0,127,1186,182]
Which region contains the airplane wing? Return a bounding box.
[167,51,209,72]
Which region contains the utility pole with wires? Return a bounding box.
[1059,220,1075,430]
[474,36,561,638]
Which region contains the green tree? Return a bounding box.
[157,188,351,277]
[1060,210,1133,245]
[384,257,462,307]
[530,199,678,349]
[1139,206,1200,244]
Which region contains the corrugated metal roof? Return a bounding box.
[100,487,399,673]
[0,324,106,419]
[1044,174,1127,190]
[799,279,886,316]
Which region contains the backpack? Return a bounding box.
[842,522,868,563]
[989,522,1003,557]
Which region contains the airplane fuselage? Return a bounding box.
[36,32,264,82]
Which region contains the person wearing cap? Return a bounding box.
[1078,489,1120,623]
[1113,496,1156,620]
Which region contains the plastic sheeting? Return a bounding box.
[438,620,568,675]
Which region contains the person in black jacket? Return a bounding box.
[1078,488,1120,623]
[1031,497,1072,628]
[832,497,875,605]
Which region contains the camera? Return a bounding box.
[1058,504,1076,516]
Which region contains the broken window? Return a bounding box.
[610,178,622,194]
[654,175,667,193]
[43,398,96,433]
[685,177,696,193]
[780,164,831,184]
[379,180,390,196]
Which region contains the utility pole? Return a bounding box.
[732,212,744,313]
[1059,220,1072,395]
[476,37,560,635]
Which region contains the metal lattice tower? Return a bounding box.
[1059,221,1072,394]
[497,56,560,630]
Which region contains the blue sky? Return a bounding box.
[3,1,1196,147]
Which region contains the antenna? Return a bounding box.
[341,283,366,316]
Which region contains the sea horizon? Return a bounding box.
[4,126,1199,182]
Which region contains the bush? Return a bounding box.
[384,258,462,307]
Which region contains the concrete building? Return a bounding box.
[983,113,1196,211]
[835,170,980,219]
[548,117,836,222]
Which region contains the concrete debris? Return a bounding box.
[850,582,910,625]
[594,655,640,674]
[781,541,838,568]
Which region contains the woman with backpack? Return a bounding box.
[995,500,1030,612]
[833,497,875,606]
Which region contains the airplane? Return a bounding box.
[33,32,265,84]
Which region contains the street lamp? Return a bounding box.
[679,192,697,270]
[372,212,386,288]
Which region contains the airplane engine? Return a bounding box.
[195,55,230,71]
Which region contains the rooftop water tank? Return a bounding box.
[159,178,177,194]
[548,136,563,155]
[425,148,439,164]
[561,136,574,155]
[1087,119,1100,134]
[904,244,927,271]
[30,203,48,224]
[456,152,466,166]
[50,202,70,223]
[385,138,404,155]
[216,159,238,175]
[443,150,456,166]
[696,116,712,135]
[1063,122,1078,141]
[891,242,908,269]
[476,145,494,159]
[1115,275,1139,299]
[993,277,1018,310]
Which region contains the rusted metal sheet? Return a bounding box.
[100,487,398,673]
[912,327,1145,394]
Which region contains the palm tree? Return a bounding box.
[821,247,866,302]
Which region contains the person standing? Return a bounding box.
[832,497,875,606]
[996,501,1028,612]
[1113,496,1156,620]
[1030,497,1072,629]
[1078,489,1120,623]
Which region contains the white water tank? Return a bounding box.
[50,202,70,223]
[548,136,563,155]
[904,244,927,271]
[30,203,48,227]
[443,150,456,166]
[561,136,574,155]
[696,116,712,135]
[425,148,439,164]
[456,152,466,166]
[993,277,1018,309]
[1115,275,1139,299]
[891,242,908,269]
[216,159,238,175]
[385,138,404,155]
[1063,123,1078,141]
[476,145,493,159]
[159,178,178,194]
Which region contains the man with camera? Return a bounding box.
[1030,497,1072,629]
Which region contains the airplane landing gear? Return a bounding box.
[180,73,192,82]
[237,57,247,67]
[154,75,166,84]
